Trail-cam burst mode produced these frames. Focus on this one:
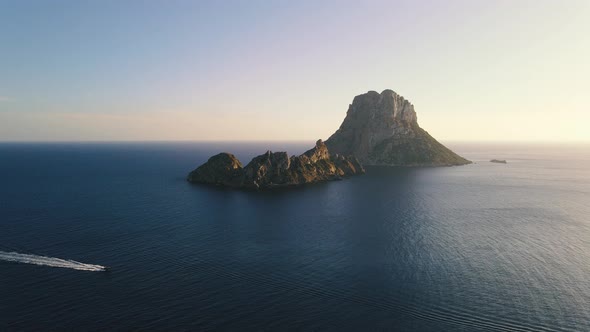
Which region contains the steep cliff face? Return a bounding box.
[188,140,364,190]
[325,90,470,166]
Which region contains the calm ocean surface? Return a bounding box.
[1,142,589,331]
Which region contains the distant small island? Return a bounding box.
[490,159,507,164]
[188,89,471,190]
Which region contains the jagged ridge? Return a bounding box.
[187,140,364,190]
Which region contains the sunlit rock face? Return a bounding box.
[326,90,470,166]
[188,140,364,190]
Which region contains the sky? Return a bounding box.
[0,0,589,142]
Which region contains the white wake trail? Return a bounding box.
[0,251,106,271]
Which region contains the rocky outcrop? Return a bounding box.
[490,159,507,164]
[188,140,364,190]
[325,90,471,166]
[187,153,244,187]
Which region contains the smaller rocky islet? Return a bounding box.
[187,139,365,190]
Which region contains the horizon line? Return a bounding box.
[1,139,589,145]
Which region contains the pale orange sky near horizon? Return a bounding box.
[1,1,589,142]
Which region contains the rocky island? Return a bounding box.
[490,159,507,164]
[326,90,471,166]
[188,89,470,190]
[187,140,364,190]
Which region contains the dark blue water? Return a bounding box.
[1,142,589,331]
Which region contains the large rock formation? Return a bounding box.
[188,140,364,190]
[326,90,470,166]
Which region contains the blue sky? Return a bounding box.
[1,0,589,141]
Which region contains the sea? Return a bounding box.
[1,142,589,331]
